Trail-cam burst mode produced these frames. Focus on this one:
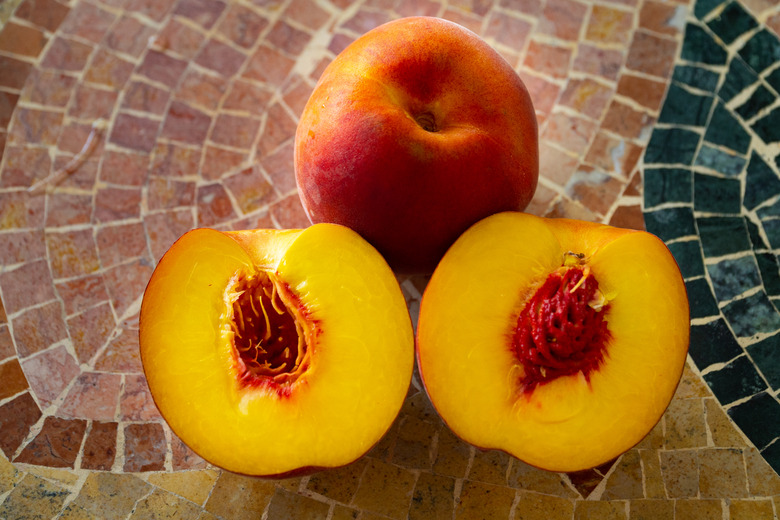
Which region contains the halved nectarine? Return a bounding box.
[416,212,689,472]
[140,224,414,477]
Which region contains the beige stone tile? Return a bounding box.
[704,398,748,447]
[573,500,628,519]
[145,470,220,506]
[507,459,578,498]
[514,491,575,520]
[408,471,455,520]
[391,415,437,469]
[432,426,472,478]
[306,458,366,503]
[351,457,416,519]
[628,499,674,520]
[467,449,511,486]
[729,498,775,520]
[659,450,699,498]
[663,398,708,449]
[70,472,152,520]
[698,448,749,498]
[602,450,644,500]
[744,447,780,496]
[59,503,105,520]
[638,450,665,499]
[634,419,664,450]
[672,363,711,399]
[0,473,70,519]
[331,504,360,520]
[0,451,21,494]
[129,488,204,519]
[454,480,516,520]
[20,465,80,488]
[265,487,330,519]
[204,471,276,520]
[674,498,723,520]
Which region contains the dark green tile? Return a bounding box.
[738,29,780,74]
[668,239,705,279]
[719,56,758,102]
[645,127,701,165]
[694,0,725,19]
[643,167,692,208]
[686,277,720,319]
[672,65,720,92]
[761,218,780,250]
[722,290,780,337]
[727,391,780,449]
[694,144,747,177]
[693,172,741,214]
[659,83,714,126]
[706,1,758,45]
[706,255,762,301]
[761,437,780,476]
[703,102,751,154]
[766,67,780,96]
[757,199,780,219]
[746,332,780,390]
[752,107,780,144]
[744,152,780,210]
[736,84,776,121]
[689,318,743,369]
[681,22,728,65]
[644,206,697,242]
[703,354,768,405]
[756,253,780,297]
[697,216,753,257]
[746,217,769,250]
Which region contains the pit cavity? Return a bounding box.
[512,253,610,393]
[226,272,310,390]
[415,112,438,132]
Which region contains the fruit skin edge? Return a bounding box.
[139,223,415,478]
[416,211,690,473]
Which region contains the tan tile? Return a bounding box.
[145,470,220,506]
[638,450,665,499]
[467,449,511,486]
[392,415,437,469]
[70,472,152,520]
[59,503,104,520]
[663,398,708,449]
[513,491,574,520]
[455,480,516,520]
[409,471,455,520]
[265,488,330,519]
[744,447,780,496]
[704,398,747,447]
[729,498,775,520]
[573,500,628,519]
[331,504,360,519]
[204,471,276,520]
[628,499,673,520]
[306,458,367,503]
[508,459,578,498]
[351,457,416,519]
[674,363,711,399]
[432,426,471,478]
[0,474,70,520]
[129,488,204,519]
[602,450,644,500]
[0,451,21,494]
[674,498,723,520]
[659,450,698,498]
[21,465,80,488]
[634,419,664,450]
[698,448,749,498]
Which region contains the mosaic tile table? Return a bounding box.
[1,0,779,518]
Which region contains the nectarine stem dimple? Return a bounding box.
[512,258,610,393]
[415,112,438,132]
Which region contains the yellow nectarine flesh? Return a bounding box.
[416,212,689,472]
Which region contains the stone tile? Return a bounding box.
[41,36,93,72]
[409,471,455,520]
[432,425,471,478]
[639,450,666,499]
[454,480,516,520]
[0,392,42,458]
[103,258,154,318]
[259,140,296,193]
[20,69,76,108]
[70,472,152,520]
[391,415,437,469]
[153,18,205,60]
[508,460,578,498]
[205,471,276,519]
[58,372,122,421]
[174,0,227,29]
[537,0,588,41]
[124,0,177,22]
[629,499,674,520]
[616,73,667,111]
[84,48,134,88]
[46,228,100,279]
[55,274,110,316]
[67,302,115,364]
[201,145,247,180]
[195,38,246,78]
[104,15,157,58]
[80,421,117,471]
[21,344,79,409]
[0,145,51,188]
[538,141,579,186]
[223,79,273,116]
[0,21,48,57]
[729,498,775,520]
[59,1,116,44]
[243,44,295,85]
[602,100,655,141]
[14,415,87,468]
[147,176,197,211]
[601,450,644,500]
[586,4,634,45]
[523,40,572,79]
[512,491,575,519]
[130,488,205,518]
[218,4,269,48]
[659,449,699,498]
[485,11,533,50]
[150,141,201,178]
[467,449,511,486]
[609,204,645,230]
[120,374,161,421]
[559,78,614,120]
[96,222,148,268]
[161,101,212,145]
[640,1,686,36]
[352,457,416,519]
[698,447,749,498]
[0,357,28,400]
[265,488,330,519]
[109,113,161,153]
[171,432,209,470]
[270,192,310,229]
[11,300,68,358]
[138,50,188,89]
[0,474,69,519]
[284,0,330,29]
[744,447,780,495]
[14,0,70,32]
[124,423,166,471]
[94,326,142,373]
[175,69,229,112]
[121,80,171,115]
[674,498,723,520]
[0,258,55,314]
[574,500,627,519]
[210,114,261,149]
[586,133,642,178]
[197,182,238,226]
[146,470,220,506]
[8,107,63,147]
[93,186,143,222]
[143,209,195,262]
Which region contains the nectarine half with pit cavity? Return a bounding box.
[140,224,414,477]
[295,16,538,274]
[416,212,690,472]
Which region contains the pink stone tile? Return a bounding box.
[210,114,261,149]
[585,132,643,178]
[109,113,161,152]
[525,182,558,217]
[0,325,12,359]
[602,99,655,141]
[197,182,238,226]
[99,150,149,186]
[103,259,154,318]
[586,5,634,45]
[558,77,614,120]
[124,0,177,22]
[0,190,46,230]
[120,81,170,115]
[80,421,117,470]
[175,69,229,112]
[56,122,106,160]
[14,0,70,32]
[138,50,188,89]
[609,204,645,230]
[121,374,162,421]
[46,228,100,279]
[0,55,33,90]
[327,32,353,56]
[0,229,46,265]
[271,192,310,229]
[217,4,268,48]
[0,259,56,314]
[0,90,19,128]
[94,326,142,373]
[67,302,116,364]
[539,141,579,186]
[0,145,52,188]
[40,36,93,71]
[44,191,93,226]
[625,30,678,79]
[516,74,559,119]
[150,142,201,178]
[572,44,624,81]
[616,73,667,111]
[174,0,227,29]
[171,432,208,470]
[441,8,484,35]
[224,165,277,214]
[93,186,142,223]
[640,1,685,36]
[537,0,588,41]
[267,19,312,56]
[485,11,533,50]
[124,423,167,471]
[195,38,246,77]
[284,0,329,30]
[523,40,573,79]
[143,209,195,262]
[21,344,79,408]
[11,300,68,357]
[222,79,273,116]
[260,140,296,193]
[200,145,246,181]
[14,415,87,468]
[96,222,148,268]
[257,102,297,155]
[84,48,134,88]
[59,1,117,44]
[55,274,110,316]
[0,358,29,400]
[59,372,122,421]
[0,392,42,458]
[0,21,48,58]
[341,8,391,35]
[500,0,542,16]
[8,107,63,147]
[103,15,157,58]
[147,176,197,210]
[152,18,205,60]
[20,69,76,108]
[565,167,625,217]
[161,101,212,145]
[395,0,441,17]
[281,75,314,119]
[542,111,599,155]
[68,83,118,120]
[243,45,295,85]
[230,209,274,231]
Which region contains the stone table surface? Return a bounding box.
[1,0,780,518]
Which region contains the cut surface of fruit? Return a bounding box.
[416,212,690,472]
[140,224,414,477]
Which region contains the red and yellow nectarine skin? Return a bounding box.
[295,16,538,274]
[416,212,690,472]
[140,224,414,477]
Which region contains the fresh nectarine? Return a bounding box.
[295,16,538,274]
[140,224,414,477]
[416,212,689,472]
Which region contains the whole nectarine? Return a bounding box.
[416,212,690,472]
[295,17,538,274]
[140,224,414,477]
